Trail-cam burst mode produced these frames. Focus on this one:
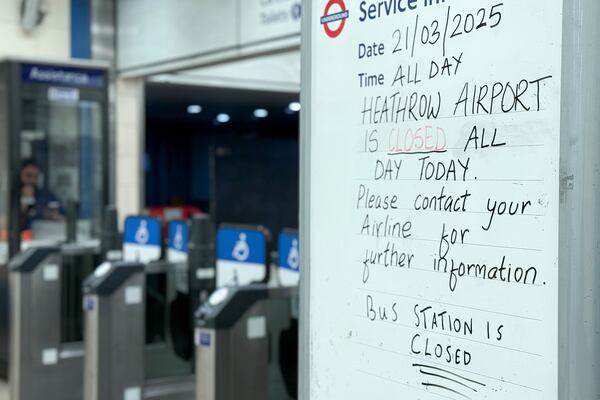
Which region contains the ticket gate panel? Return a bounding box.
[144,267,193,381]
[84,262,197,400]
[0,268,8,379]
[196,309,269,400]
[9,246,86,400]
[195,285,297,400]
[84,268,145,400]
[84,294,100,400]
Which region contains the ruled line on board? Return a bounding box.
[354,342,542,392]
[355,178,544,183]
[354,287,542,322]
[352,314,543,357]
[458,241,543,252]
[358,107,547,128]
[356,369,457,400]
[356,143,546,156]
[355,233,442,243]
[405,265,545,288]
[355,233,544,252]
[389,207,546,218]
[358,261,546,288]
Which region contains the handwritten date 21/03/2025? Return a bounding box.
[391,3,504,59]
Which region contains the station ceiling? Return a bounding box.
[145,82,300,128]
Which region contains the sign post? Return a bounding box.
[300,0,600,398]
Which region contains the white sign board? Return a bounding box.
[306,1,562,399]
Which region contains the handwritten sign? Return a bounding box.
[306,1,561,399]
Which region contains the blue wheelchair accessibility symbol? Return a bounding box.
[123,216,161,262]
[168,221,189,252]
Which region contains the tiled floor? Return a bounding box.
[0,380,7,400]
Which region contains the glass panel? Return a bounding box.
[19,92,104,243]
[144,269,194,379]
[146,273,167,344]
[18,83,105,345]
[60,252,98,343]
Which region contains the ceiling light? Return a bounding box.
[187,104,202,114]
[288,102,301,112]
[253,108,268,118]
[216,113,230,123]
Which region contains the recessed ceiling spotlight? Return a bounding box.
[187,104,202,114]
[216,113,230,123]
[253,108,269,118]
[288,102,301,112]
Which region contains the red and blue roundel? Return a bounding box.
[320,0,349,39]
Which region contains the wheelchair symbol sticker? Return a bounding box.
[135,220,150,244]
[287,239,299,270]
[232,233,250,262]
[173,225,184,250]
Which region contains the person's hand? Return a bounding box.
[43,208,65,222]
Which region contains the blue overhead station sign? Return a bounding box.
[167,220,189,262]
[21,63,105,88]
[123,216,162,263]
[278,230,300,287]
[216,226,268,287]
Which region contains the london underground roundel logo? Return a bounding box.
[320,0,349,39]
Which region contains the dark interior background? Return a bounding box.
[145,82,300,236]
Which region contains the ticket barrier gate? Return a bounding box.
[193,226,298,400]
[194,284,298,400]
[84,216,215,400]
[83,261,145,400]
[8,206,120,400]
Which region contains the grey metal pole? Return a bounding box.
[558,0,600,398]
[100,205,120,259]
[188,214,215,312]
[65,199,79,243]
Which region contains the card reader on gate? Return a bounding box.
[195,285,272,330]
[82,261,144,297]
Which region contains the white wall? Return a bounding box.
[0,0,71,60]
[118,0,238,71]
[115,78,143,226]
[117,0,301,73]
[151,50,301,93]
